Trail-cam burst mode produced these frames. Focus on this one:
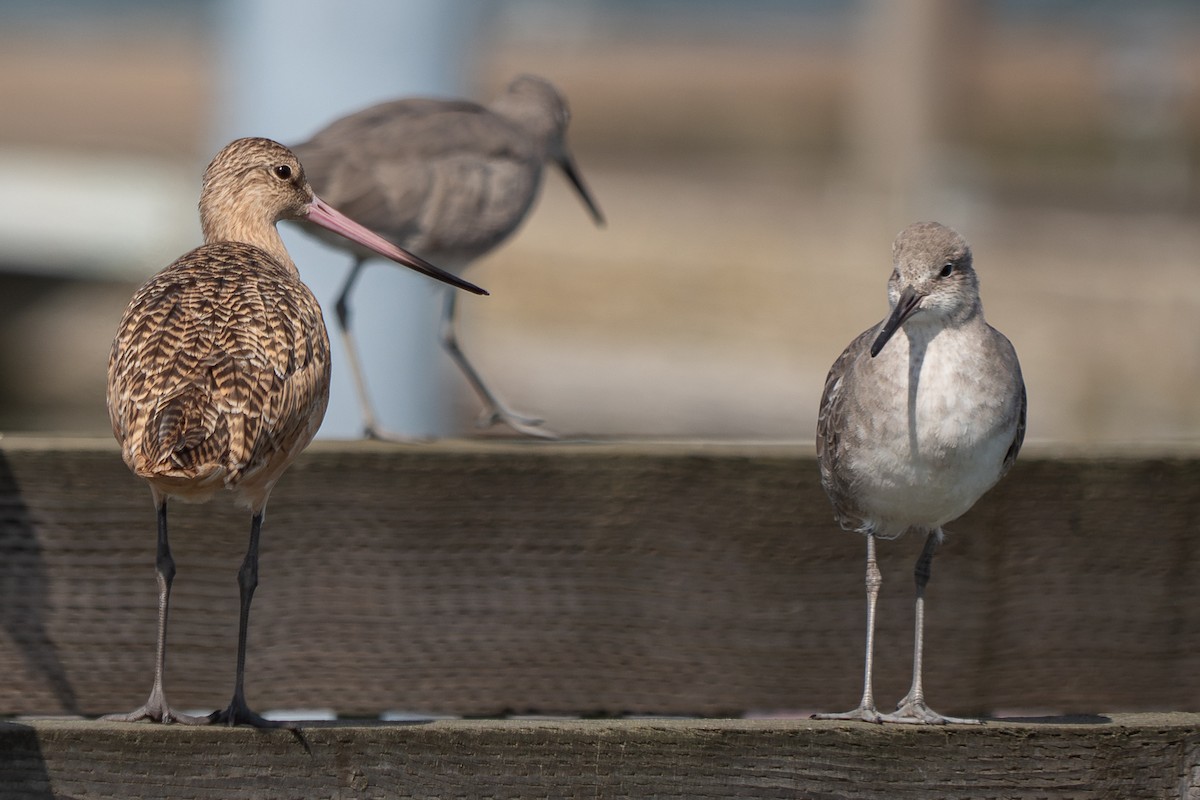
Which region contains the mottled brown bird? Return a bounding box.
[106,137,486,727]
[293,74,604,440]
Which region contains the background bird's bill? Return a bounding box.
[557,153,606,227]
[304,195,489,296]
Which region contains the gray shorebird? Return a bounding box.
[106,137,486,727]
[292,74,604,440]
[813,221,1025,724]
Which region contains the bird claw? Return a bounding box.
[880,696,984,725]
[204,697,294,729]
[102,691,207,725]
[811,705,886,724]
[362,424,432,444]
[475,406,558,440]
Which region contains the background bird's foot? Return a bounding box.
[811,704,885,723]
[362,423,431,444]
[881,696,984,725]
[476,406,558,440]
[204,696,295,729]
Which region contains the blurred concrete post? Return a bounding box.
[213,0,483,438]
[847,0,975,222]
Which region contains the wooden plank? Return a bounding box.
[0,437,1198,718]
[1,715,1197,799]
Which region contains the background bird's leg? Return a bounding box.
[334,258,415,442]
[207,511,288,728]
[813,533,884,722]
[884,529,982,724]
[439,287,557,439]
[103,499,203,724]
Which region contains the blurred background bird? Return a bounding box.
[293,74,605,440]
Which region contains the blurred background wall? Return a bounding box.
[1,0,1198,445]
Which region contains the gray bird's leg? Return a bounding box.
[439,287,557,439]
[883,529,983,725]
[103,499,205,724]
[813,533,885,722]
[334,258,420,442]
[205,511,291,728]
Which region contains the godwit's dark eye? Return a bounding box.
[273,164,293,180]
[939,262,954,278]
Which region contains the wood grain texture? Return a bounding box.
[0,437,1197,718]
[1,715,1197,799]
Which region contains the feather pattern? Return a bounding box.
[108,242,329,512]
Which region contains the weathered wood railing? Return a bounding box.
[0,436,1197,797]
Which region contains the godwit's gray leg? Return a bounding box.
[103,500,204,725]
[813,533,885,723]
[439,287,558,439]
[205,511,288,729]
[882,531,983,725]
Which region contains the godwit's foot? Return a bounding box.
[811,704,886,724]
[204,696,294,729]
[476,406,558,440]
[101,689,206,725]
[880,695,984,725]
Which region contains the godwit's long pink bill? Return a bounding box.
[106,137,484,729]
[306,195,486,297]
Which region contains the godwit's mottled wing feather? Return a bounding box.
[294,98,541,257]
[108,243,330,500]
[816,325,876,531]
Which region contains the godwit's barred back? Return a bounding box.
[293,74,604,440]
[106,137,486,727]
[813,221,1025,725]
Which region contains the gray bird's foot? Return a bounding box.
[476,406,558,440]
[811,704,886,724]
[881,697,984,725]
[101,689,207,725]
[204,696,295,729]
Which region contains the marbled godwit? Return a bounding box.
[813,222,1025,724]
[292,74,604,440]
[106,137,486,727]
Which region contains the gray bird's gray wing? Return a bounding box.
[1003,380,1026,475]
[985,324,1025,478]
[816,326,876,531]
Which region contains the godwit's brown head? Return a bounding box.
[492,76,605,227]
[199,137,487,294]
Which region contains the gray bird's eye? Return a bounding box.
[939,262,954,278]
